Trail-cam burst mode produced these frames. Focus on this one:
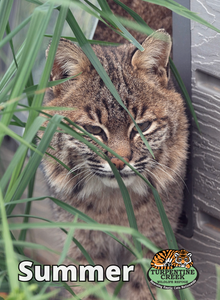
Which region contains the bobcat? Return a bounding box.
[40,1,188,299]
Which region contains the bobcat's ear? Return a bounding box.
[46,38,90,94]
[131,29,172,87]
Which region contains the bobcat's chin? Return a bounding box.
[98,173,149,197]
[100,174,136,188]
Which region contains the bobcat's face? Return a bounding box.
[41,30,188,198]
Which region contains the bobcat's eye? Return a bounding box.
[130,121,152,139]
[84,125,102,135]
[133,121,152,132]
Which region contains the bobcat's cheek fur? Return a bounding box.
[40,26,188,299]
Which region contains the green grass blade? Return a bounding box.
[0,122,43,156]
[67,0,110,27]
[0,239,60,256]
[11,114,25,126]
[105,157,141,252]
[179,289,196,300]
[2,2,55,203]
[0,116,46,193]
[49,198,138,254]
[22,74,81,100]
[9,231,25,256]
[4,7,73,203]
[62,121,178,249]
[116,15,154,35]
[6,72,34,199]
[142,0,220,33]
[65,9,154,158]
[70,236,94,265]
[0,2,54,147]
[18,164,36,242]
[25,4,69,129]
[7,213,95,266]
[58,226,76,265]
[0,15,31,50]
[112,0,153,32]
[36,114,178,251]
[5,22,18,69]
[152,188,178,249]
[8,213,95,265]
[5,196,157,254]
[0,43,24,99]
[4,115,63,206]
[96,0,144,50]
[0,189,18,290]
[26,0,43,5]
[1,220,159,250]
[25,73,35,106]
[170,58,200,132]
[111,7,199,132]
[54,117,178,250]
[0,0,14,41]
[45,34,120,46]
[157,289,178,300]
[18,201,32,241]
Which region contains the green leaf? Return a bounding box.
[0,0,14,41]
[45,34,121,46]
[64,9,154,158]
[0,15,31,50]
[157,288,178,300]
[4,115,63,206]
[179,288,196,300]
[23,74,81,98]
[0,220,159,250]
[96,0,144,50]
[169,58,200,132]
[113,0,153,32]
[0,2,54,147]
[5,23,18,69]
[58,225,76,265]
[142,0,220,33]
[0,43,25,101]
[0,122,43,158]
[25,4,69,129]
[0,189,18,290]
[5,196,157,254]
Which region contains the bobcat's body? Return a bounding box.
[40,1,188,299]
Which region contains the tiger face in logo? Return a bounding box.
[151,249,193,269]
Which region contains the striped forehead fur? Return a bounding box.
[39,6,190,299]
[41,30,188,201]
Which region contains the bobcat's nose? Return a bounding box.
[110,157,129,170]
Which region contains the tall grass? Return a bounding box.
[0,0,220,299]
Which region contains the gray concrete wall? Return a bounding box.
[174,1,220,299]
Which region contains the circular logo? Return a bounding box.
[148,249,199,289]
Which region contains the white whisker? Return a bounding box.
[62,160,87,186]
[68,161,87,175]
[73,170,93,191]
[84,171,97,185]
[149,158,187,189]
[62,168,89,192]
[145,169,168,197]
[156,165,180,187]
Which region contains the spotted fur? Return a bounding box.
[40,8,188,300]
[151,249,193,269]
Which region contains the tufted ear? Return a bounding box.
[131,29,172,87]
[46,38,90,94]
